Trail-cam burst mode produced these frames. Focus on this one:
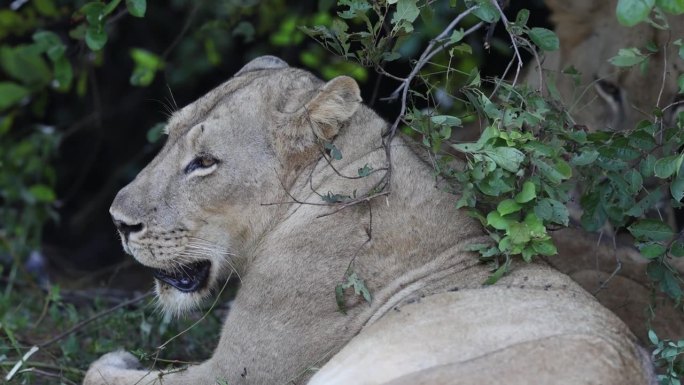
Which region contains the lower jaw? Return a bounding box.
[150,260,211,293]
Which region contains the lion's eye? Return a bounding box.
[185,155,219,175]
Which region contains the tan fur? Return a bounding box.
[528,0,684,133]
[84,57,653,385]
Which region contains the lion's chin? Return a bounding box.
[154,278,213,316]
[151,260,211,293]
[151,260,214,316]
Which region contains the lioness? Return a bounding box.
[85,57,654,384]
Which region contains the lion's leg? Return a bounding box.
[83,351,215,385]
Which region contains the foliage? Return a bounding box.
[1,0,683,383]
[0,283,225,384]
[652,329,684,385]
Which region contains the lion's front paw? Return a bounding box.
[83,351,141,385]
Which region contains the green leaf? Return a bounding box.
[336,271,372,312]
[628,219,674,241]
[449,29,465,44]
[53,56,73,92]
[33,31,66,61]
[616,0,655,26]
[85,25,108,51]
[357,164,373,177]
[677,38,684,60]
[28,184,56,203]
[0,82,29,110]
[654,154,683,178]
[527,27,559,51]
[484,261,509,285]
[391,0,420,25]
[523,213,546,237]
[640,155,657,177]
[34,0,59,16]
[324,142,342,160]
[515,181,536,203]
[507,222,531,244]
[338,0,372,19]
[486,211,510,230]
[656,0,684,14]
[497,199,522,216]
[648,329,659,345]
[126,0,146,17]
[129,48,163,86]
[80,2,106,24]
[521,247,535,262]
[515,9,530,26]
[625,188,663,217]
[628,130,657,151]
[483,147,524,173]
[609,47,648,67]
[431,115,462,127]
[660,269,682,300]
[146,122,166,143]
[534,198,569,226]
[131,48,162,69]
[570,150,599,166]
[335,284,346,314]
[532,239,558,256]
[345,273,372,303]
[532,158,571,184]
[639,242,667,259]
[233,21,256,42]
[103,0,122,15]
[671,173,684,201]
[321,192,351,203]
[669,240,684,257]
[626,169,643,194]
[0,45,52,87]
[471,0,499,23]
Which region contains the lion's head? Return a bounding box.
[109,56,362,314]
[539,0,684,131]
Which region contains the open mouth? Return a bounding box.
[151,261,211,293]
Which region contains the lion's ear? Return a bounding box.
[236,56,289,76]
[273,76,362,164]
[299,76,362,141]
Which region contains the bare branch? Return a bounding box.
[491,0,523,87]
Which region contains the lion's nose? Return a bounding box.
[112,216,145,241]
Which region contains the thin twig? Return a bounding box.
[593,230,622,295]
[491,0,523,87]
[385,7,478,101]
[16,368,78,385]
[38,292,153,348]
[161,1,201,61]
[656,34,671,110]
